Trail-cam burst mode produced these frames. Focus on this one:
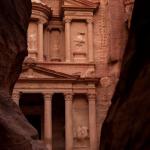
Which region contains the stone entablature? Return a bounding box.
[17,63,99,84]
[22,61,96,78]
[31,2,51,22]
[62,0,99,12]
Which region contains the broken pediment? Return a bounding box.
[19,64,77,80]
[62,0,99,11]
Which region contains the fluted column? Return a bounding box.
[64,19,71,62]
[12,92,20,105]
[87,19,94,62]
[38,20,44,61]
[64,93,73,150]
[88,93,97,150]
[43,93,53,150]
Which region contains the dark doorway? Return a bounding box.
[19,93,44,139]
[52,93,65,150]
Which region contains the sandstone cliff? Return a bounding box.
[100,0,150,149]
[0,0,47,149]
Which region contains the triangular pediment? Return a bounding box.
[19,64,77,80]
[63,0,99,10]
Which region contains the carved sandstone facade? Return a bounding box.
[12,0,134,150]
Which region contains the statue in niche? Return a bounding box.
[51,30,60,61]
[28,31,37,50]
[74,126,89,140]
[74,32,86,52]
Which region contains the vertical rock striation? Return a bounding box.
[0,0,47,149]
[100,0,150,149]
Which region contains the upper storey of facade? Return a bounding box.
[27,0,99,66]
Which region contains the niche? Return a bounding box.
[73,94,90,149]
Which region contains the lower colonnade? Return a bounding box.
[12,91,97,150]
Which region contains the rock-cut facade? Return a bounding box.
[12,0,134,149]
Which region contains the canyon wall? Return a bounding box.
[100,0,150,149]
[0,0,47,149]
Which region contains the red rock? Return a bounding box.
[0,0,47,149]
[100,0,150,149]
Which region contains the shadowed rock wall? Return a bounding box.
[0,0,47,149]
[100,0,150,149]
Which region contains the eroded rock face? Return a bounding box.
[0,0,47,149]
[100,0,150,149]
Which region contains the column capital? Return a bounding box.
[87,93,96,101]
[38,18,46,24]
[43,93,53,100]
[64,18,72,23]
[86,18,94,24]
[64,93,73,101]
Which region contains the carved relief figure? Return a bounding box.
[74,126,89,140]
[74,32,86,52]
[28,32,37,50]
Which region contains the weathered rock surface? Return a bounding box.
[0,0,47,149]
[100,0,150,149]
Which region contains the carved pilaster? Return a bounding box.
[64,18,72,62]
[87,19,94,62]
[38,20,44,61]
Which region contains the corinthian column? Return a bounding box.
[64,19,71,62]
[43,93,53,150]
[38,20,44,61]
[64,93,73,150]
[88,93,97,150]
[87,19,94,62]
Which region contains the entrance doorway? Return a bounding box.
[52,93,65,150]
[19,93,44,139]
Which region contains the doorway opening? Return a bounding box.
[19,93,44,139]
[52,93,65,150]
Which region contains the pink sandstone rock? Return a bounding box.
[100,0,150,149]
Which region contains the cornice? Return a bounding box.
[62,0,100,13]
[31,2,51,22]
[19,63,100,85]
